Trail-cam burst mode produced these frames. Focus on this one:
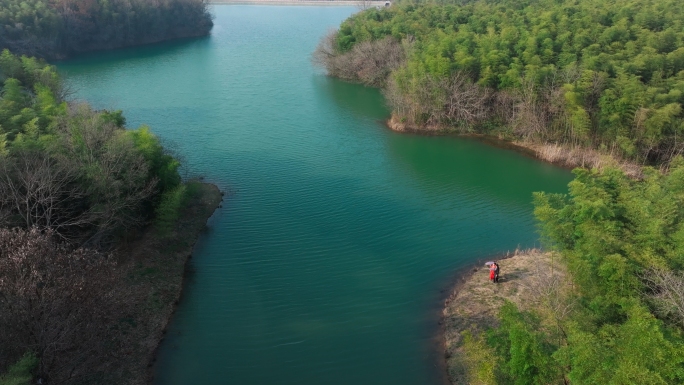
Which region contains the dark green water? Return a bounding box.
[57,5,572,384]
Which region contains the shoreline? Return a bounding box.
[439,249,567,383]
[105,182,223,384]
[50,33,211,61]
[145,182,224,383]
[429,249,525,385]
[387,115,644,178]
[144,182,224,383]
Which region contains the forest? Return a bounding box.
[0,2,214,379]
[0,0,213,58]
[0,50,194,384]
[315,0,684,165]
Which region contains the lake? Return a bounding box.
[57,5,572,384]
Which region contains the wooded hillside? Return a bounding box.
[0,50,200,383]
[316,0,684,165]
[1,0,213,58]
[317,2,684,382]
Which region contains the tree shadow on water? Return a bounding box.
[55,35,212,66]
[312,75,390,120]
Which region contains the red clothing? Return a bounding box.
[489,269,496,280]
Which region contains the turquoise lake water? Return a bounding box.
[57,5,573,384]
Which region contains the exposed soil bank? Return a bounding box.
[441,250,568,384]
[109,183,222,384]
[388,115,643,178]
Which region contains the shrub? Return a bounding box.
[0,353,37,385]
[154,184,188,237]
[460,330,497,385]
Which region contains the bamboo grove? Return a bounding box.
[464,165,684,384]
[316,0,684,165]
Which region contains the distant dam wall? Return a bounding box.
[208,0,389,6]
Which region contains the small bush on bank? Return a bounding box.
[460,330,496,385]
[0,353,37,385]
[155,184,188,237]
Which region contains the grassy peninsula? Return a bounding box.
[315,0,684,170]
[442,163,684,384]
[444,164,684,384]
[1,0,213,59]
[443,250,568,384]
[0,51,222,384]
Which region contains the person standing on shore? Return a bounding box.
[494,262,500,283]
[489,263,496,282]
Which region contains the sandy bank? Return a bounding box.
[441,250,568,384]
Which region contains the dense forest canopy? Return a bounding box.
[0,0,213,58]
[318,0,684,165]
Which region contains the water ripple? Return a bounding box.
[57,5,573,385]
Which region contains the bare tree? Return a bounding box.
[0,150,87,237]
[442,72,492,125]
[312,29,339,71]
[314,33,405,87]
[0,227,131,383]
[55,105,159,246]
[356,0,376,11]
[522,257,576,336]
[642,268,684,327]
[385,71,492,129]
[511,78,549,138]
[0,105,159,246]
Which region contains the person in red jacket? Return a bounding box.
[489,264,496,282]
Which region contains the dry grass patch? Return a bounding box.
[518,142,644,178]
[443,249,571,384]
